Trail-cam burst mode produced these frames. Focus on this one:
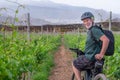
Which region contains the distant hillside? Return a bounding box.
[0,0,120,25]
[112,18,120,22]
[0,16,14,24]
[0,16,51,26]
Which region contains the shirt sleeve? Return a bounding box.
[91,28,104,40]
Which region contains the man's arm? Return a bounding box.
[95,35,109,60]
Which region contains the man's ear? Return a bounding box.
[91,17,94,21]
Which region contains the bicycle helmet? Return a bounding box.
[81,12,94,20]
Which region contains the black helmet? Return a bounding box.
[81,12,94,20]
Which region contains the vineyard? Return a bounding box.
[0,32,61,80]
[0,31,119,80]
[0,1,120,80]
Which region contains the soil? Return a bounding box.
[48,41,74,80]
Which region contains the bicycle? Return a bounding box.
[69,48,107,80]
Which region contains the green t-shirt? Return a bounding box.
[84,26,104,61]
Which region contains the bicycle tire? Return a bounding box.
[94,73,107,80]
[83,71,92,80]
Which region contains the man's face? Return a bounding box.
[82,18,93,29]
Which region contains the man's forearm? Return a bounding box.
[100,36,109,55]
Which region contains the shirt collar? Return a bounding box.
[88,23,95,30]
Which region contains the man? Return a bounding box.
[72,12,110,80]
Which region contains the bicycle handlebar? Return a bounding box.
[69,48,84,57]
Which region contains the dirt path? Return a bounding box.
[49,41,74,80]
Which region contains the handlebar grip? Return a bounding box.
[69,48,78,50]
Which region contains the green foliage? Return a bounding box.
[104,34,120,79]
[32,53,54,80]
[1,1,61,79]
[0,32,61,80]
[64,33,86,50]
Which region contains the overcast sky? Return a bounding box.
[0,0,120,14]
[51,0,120,14]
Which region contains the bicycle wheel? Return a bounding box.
[82,71,92,80]
[94,73,107,80]
[71,73,84,80]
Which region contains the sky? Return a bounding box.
[0,0,120,14]
[51,0,120,14]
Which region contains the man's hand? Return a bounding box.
[95,54,104,60]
